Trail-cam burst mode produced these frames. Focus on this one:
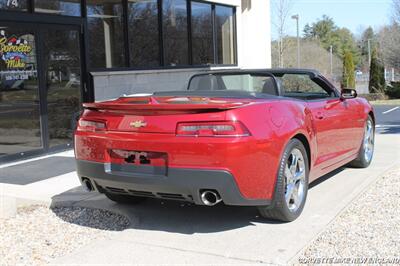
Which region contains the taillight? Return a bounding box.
[77,119,106,132]
[176,121,250,137]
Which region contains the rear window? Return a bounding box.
[188,73,278,95]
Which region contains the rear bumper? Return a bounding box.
[76,160,271,206]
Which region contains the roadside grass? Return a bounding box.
[369,99,400,105]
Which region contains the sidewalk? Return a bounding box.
[0,150,80,216]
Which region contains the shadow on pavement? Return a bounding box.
[377,126,400,135]
[125,199,285,233]
[51,166,354,234]
[50,186,130,231]
[51,187,286,234]
[50,202,130,231]
[309,167,346,189]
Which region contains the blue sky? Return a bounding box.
[277,0,394,38]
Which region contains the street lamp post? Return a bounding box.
[330,45,333,78]
[292,14,300,68]
[367,38,372,67]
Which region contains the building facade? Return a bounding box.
[0,0,271,162]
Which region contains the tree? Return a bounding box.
[271,0,293,67]
[302,15,359,65]
[369,49,386,93]
[358,27,376,69]
[360,27,375,56]
[393,0,400,24]
[309,15,337,43]
[272,38,343,80]
[334,28,360,64]
[303,23,314,39]
[342,51,356,89]
[379,10,400,68]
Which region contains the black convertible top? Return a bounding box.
[153,90,282,99]
[153,68,338,100]
[188,68,322,78]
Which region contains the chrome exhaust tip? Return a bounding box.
[200,190,222,206]
[82,178,94,192]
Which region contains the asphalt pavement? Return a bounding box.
[374,105,400,134]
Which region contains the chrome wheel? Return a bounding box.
[364,119,374,163]
[284,148,306,212]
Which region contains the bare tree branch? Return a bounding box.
[379,24,400,69]
[393,0,400,24]
[271,0,293,67]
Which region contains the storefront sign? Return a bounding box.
[0,31,33,69]
[7,0,19,8]
[1,70,36,81]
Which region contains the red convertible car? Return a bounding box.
[75,69,375,222]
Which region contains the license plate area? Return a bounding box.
[108,149,168,176]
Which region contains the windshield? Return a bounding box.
[188,73,278,95]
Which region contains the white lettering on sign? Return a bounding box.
[7,0,19,8]
[1,70,37,81]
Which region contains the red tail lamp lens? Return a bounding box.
[176,121,250,137]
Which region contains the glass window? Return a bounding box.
[163,0,188,66]
[191,2,213,65]
[188,74,277,95]
[0,0,28,11]
[87,0,126,69]
[128,0,160,67]
[0,27,42,156]
[215,6,235,65]
[280,74,332,99]
[34,0,81,16]
[42,28,82,147]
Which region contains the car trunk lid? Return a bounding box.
[83,96,253,134]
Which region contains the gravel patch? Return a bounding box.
[299,167,400,264]
[0,206,130,266]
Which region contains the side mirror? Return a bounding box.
[341,89,357,100]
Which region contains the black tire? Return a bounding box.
[348,116,375,168]
[258,139,309,222]
[104,193,146,204]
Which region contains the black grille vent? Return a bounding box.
[100,186,191,202]
[128,190,155,197]
[106,187,128,194]
[157,193,186,200]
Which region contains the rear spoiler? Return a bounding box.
[83,96,252,111]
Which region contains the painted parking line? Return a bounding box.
[376,125,400,128]
[382,106,400,114]
[0,109,31,115]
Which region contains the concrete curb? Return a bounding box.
[0,195,16,219]
[0,194,52,219]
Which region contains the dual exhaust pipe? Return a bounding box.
[82,178,94,192]
[200,190,222,206]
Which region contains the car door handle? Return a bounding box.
[316,112,324,120]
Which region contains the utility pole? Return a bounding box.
[384,68,387,83]
[330,45,333,78]
[392,68,395,82]
[291,14,300,68]
[279,37,283,68]
[367,39,372,66]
